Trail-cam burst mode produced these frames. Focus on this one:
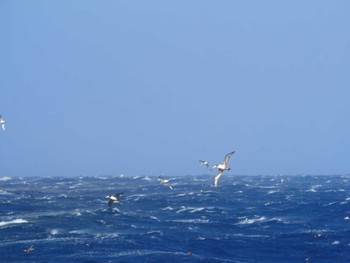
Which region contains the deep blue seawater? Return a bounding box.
[1,175,350,262]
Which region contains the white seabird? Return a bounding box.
[0,115,5,131]
[212,151,235,187]
[158,177,174,190]
[24,245,34,254]
[106,192,123,207]
[199,160,212,171]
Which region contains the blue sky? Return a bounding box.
[1,1,350,177]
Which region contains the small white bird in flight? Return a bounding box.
[24,245,34,254]
[106,192,123,207]
[158,177,174,190]
[212,151,236,187]
[0,115,5,131]
[199,160,212,171]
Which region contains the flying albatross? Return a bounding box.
[0,115,5,131]
[212,151,235,187]
[106,192,123,207]
[199,160,212,171]
[24,245,34,254]
[158,177,174,190]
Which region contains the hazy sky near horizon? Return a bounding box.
[1,1,350,177]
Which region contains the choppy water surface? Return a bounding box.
[1,175,350,262]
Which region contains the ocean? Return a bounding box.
[1,175,350,262]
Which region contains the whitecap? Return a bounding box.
[233,233,270,238]
[0,176,12,181]
[73,210,82,216]
[324,202,339,207]
[176,192,195,197]
[306,185,322,192]
[149,216,160,221]
[142,176,152,181]
[171,219,209,224]
[69,183,82,189]
[0,219,28,227]
[332,241,340,245]
[97,176,108,180]
[237,217,267,225]
[147,230,163,236]
[162,206,174,211]
[49,229,59,235]
[69,229,91,235]
[0,190,14,196]
[176,206,206,213]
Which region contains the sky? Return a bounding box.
[1,1,350,177]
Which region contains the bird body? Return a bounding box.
[106,192,123,207]
[0,115,5,131]
[24,245,34,254]
[199,160,212,171]
[213,151,235,187]
[159,177,174,190]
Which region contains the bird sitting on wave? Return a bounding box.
[106,192,123,207]
[158,177,174,190]
[212,151,235,187]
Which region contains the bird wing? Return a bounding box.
[167,183,174,190]
[108,199,114,207]
[1,124,5,131]
[115,192,123,198]
[222,151,235,165]
[214,170,223,188]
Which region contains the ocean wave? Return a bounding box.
[141,176,152,181]
[176,206,213,214]
[170,219,210,224]
[162,206,174,211]
[267,190,280,194]
[49,229,60,235]
[116,249,189,257]
[0,218,28,227]
[0,176,12,181]
[306,184,322,192]
[237,216,283,225]
[233,233,270,238]
[176,192,196,197]
[0,190,14,196]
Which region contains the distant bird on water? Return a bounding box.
[106,192,123,207]
[0,115,5,131]
[158,177,174,190]
[199,160,212,171]
[212,151,235,187]
[24,245,34,254]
